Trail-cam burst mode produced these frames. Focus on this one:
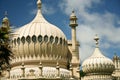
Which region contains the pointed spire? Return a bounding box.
[114,53,117,55]
[4,11,8,17]
[37,0,42,10]
[2,11,10,27]
[94,34,99,48]
[3,11,9,21]
[113,53,118,60]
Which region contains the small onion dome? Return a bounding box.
[69,11,78,27]
[82,35,115,74]
[12,0,68,65]
[2,11,9,22]
[70,11,77,19]
[2,17,9,22]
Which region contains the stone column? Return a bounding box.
[21,62,25,78]
[7,67,11,79]
[38,61,43,77]
[76,64,81,80]
[56,62,60,78]
[70,63,74,80]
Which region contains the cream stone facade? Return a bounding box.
[0,0,120,80]
[112,54,120,80]
[1,0,80,80]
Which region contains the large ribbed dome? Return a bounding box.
[82,35,115,74]
[11,0,68,67]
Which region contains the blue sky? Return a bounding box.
[0,0,120,61]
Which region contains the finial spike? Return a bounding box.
[37,0,42,10]
[4,11,8,17]
[94,34,99,47]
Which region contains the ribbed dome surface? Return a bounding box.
[11,0,68,65]
[82,35,115,74]
[14,10,66,39]
[82,48,114,74]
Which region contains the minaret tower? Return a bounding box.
[69,11,78,51]
[69,11,80,78]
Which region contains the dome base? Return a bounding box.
[83,74,113,80]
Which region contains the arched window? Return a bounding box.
[21,36,25,44]
[38,35,42,43]
[50,36,54,43]
[55,37,58,44]
[44,35,48,42]
[26,36,31,44]
[63,39,66,45]
[60,38,62,44]
[17,37,20,45]
[14,38,16,45]
[32,35,37,43]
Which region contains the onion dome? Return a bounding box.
[12,0,68,67]
[70,11,77,19]
[82,35,115,74]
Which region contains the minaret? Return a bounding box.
[69,11,78,51]
[69,11,80,78]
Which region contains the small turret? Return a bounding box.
[69,11,78,27]
[113,53,118,61]
[2,11,10,28]
[0,11,11,41]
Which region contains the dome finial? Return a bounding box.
[94,34,99,47]
[2,11,9,23]
[37,0,42,10]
